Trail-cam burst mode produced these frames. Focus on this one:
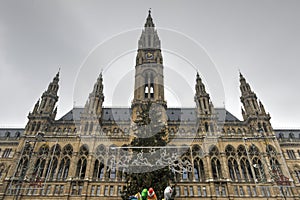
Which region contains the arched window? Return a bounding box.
[209,145,221,180]
[75,145,89,179]
[270,158,282,176]
[46,157,58,180]
[181,157,192,181]
[76,157,87,179]
[45,144,61,180]
[228,158,241,181]
[108,157,116,180]
[211,157,222,180]
[93,159,105,180]
[32,145,49,179]
[57,157,70,180]
[252,157,265,182]
[57,144,72,180]
[16,157,29,177]
[240,157,253,182]
[193,157,205,182]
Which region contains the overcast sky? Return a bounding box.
[0,0,299,129]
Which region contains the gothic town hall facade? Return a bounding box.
[0,12,300,200]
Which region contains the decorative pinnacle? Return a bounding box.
[239,71,245,81]
[145,8,155,27]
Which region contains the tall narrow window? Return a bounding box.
[75,145,88,179]
[150,84,154,98]
[211,157,222,179]
[144,86,149,98]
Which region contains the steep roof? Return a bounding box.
[58,107,241,122]
[274,129,300,139]
[0,128,24,138]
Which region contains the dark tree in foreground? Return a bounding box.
[121,101,175,200]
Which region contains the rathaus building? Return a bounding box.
[0,11,300,200]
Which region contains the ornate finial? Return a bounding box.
[239,70,244,80]
[55,67,60,79]
[145,9,155,27]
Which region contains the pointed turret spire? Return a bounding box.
[239,72,253,96]
[194,73,217,135]
[84,72,104,116]
[37,71,60,115]
[46,70,60,96]
[195,72,208,96]
[138,10,161,49]
[239,72,270,118]
[195,73,213,115]
[145,9,155,27]
[26,70,60,135]
[81,72,105,135]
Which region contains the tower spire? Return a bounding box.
[145,9,155,27]
[26,71,60,135]
[80,72,105,135]
[194,73,217,135]
[132,10,166,123]
[84,72,104,116]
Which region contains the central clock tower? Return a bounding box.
[131,10,167,122]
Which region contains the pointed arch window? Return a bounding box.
[211,157,222,180]
[107,157,116,180]
[93,159,105,180]
[228,158,241,181]
[33,145,49,179]
[270,158,282,177]
[57,144,72,180]
[76,157,87,179]
[16,157,29,177]
[57,157,70,180]
[46,157,58,180]
[193,158,205,182]
[75,145,89,179]
[150,84,154,98]
[240,157,253,182]
[47,145,60,181]
[252,157,265,182]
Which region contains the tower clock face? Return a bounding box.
[145,52,154,59]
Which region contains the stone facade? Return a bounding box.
[0,11,299,200]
